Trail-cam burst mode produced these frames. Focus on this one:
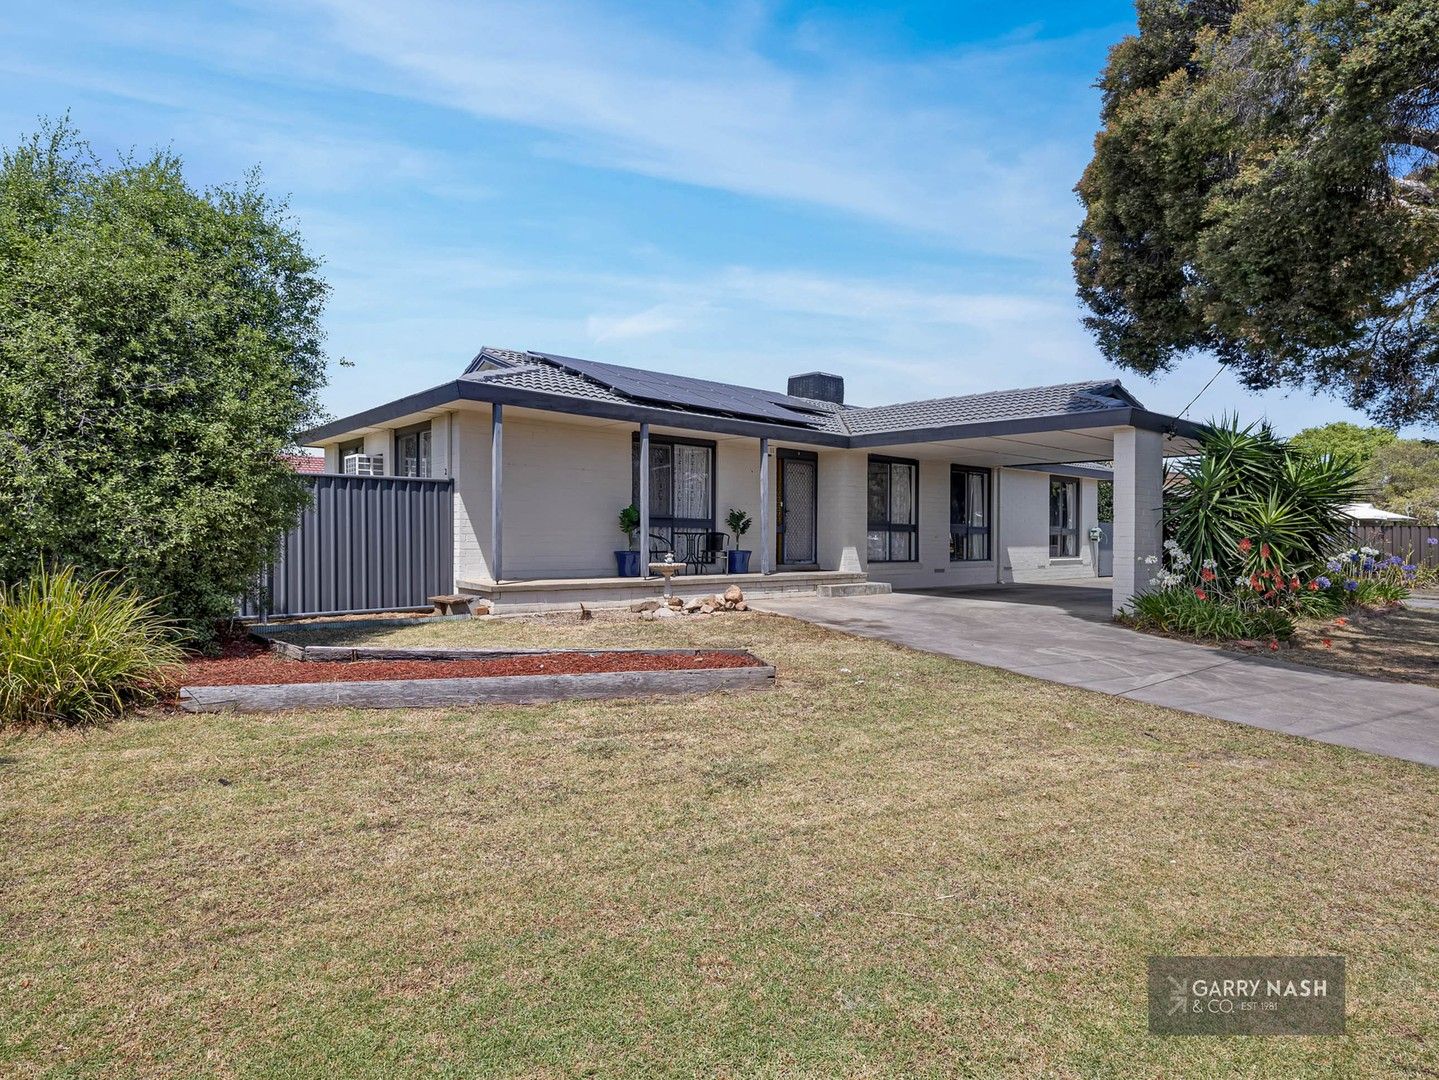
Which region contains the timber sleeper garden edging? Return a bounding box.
[178,648,776,713]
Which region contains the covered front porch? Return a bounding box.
[445,400,1182,614]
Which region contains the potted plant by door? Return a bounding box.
[725,508,753,574]
[615,503,642,577]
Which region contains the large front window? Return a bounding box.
[867,456,918,562]
[1049,477,1080,557]
[632,435,715,553]
[950,466,991,561]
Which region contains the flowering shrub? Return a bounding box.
[1318,547,1418,604]
[1124,534,1413,642]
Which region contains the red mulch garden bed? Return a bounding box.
[182,648,762,687]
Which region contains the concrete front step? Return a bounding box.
[815,582,893,598]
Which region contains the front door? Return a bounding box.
[777,450,818,566]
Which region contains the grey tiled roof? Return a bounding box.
[460,347,1140,437]
[463,361,630,403]
[838,381,1136,435]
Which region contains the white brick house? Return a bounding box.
[301,348,1195,612]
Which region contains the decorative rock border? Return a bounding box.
[180,648,775,713]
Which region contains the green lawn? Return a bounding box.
[3,611,1437,1077]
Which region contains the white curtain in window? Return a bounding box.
[673,444,711,521]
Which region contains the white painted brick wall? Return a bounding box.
[1111,426,1164,613]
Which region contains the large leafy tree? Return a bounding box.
[1289,421,1397,466]
[0,122,329,634]
[1366,438,1439,522]
[1075,0,1439,427]
[1289,421,1439,518]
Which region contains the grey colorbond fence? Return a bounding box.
[1349,524,1439,567]
[241,474,454,619]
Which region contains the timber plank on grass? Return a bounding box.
[291,645,755,662]
[179,664,776,713]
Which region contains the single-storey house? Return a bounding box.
[300,348,1202,613]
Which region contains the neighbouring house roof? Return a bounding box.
[300,346,1204,449]
[282,453,325,474]
[1341,502,1415,522]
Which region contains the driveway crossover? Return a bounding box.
[760,584,1439,767]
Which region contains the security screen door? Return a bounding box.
[778,451,818,565]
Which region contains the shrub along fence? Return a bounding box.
[1349,524,1439,567]
[241,474,454,620]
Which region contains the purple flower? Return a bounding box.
[1350,552,1362,563]
[1326,559,1344,572]
[1361,558,1376,572]
[1429,538,1439,546]
[1315,576,1332,589]
[1344,579,1359,592]
[1403,565,1418,575]
[1386,554,1404,566]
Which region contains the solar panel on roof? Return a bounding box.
[531,352,831,426]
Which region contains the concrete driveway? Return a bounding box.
[761,581,1439,768]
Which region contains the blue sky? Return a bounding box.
[1,0,1413,435]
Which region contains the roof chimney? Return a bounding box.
[787,371,844,405]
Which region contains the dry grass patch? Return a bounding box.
[1275,603,1439,688]
[3,612,1438,1077]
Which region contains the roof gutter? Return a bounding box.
[299,384,1210,449]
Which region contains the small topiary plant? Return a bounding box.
[618,504,641,550]
[726,508,752,547]
[0,566,184,728]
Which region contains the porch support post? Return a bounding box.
[638,422,650,577]
[490,404,503,584]
[1111,425,1164,615]
[758,437,771,574]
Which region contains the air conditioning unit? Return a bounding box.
[342,453,384,476]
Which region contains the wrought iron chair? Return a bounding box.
[673,530,727,574]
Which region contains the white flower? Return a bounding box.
[1233,576,1249,587]
[1202,558,1217,570]
[1143,555,1159,565]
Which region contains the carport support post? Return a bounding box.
[638,422,650,577]
[1111,426,1164,615]
[759,437,771,574]
[490,404,503,584]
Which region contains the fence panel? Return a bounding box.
[241,474,454,619]
[1348,524,1439,567]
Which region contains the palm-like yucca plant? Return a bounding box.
[0,566,184,728]
[1165,417,1362,581]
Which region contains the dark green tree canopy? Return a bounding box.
[0,121,329,633]
[1075,0,1439,427]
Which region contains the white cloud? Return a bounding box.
[278,0,1099,259]
[585,303,694,343]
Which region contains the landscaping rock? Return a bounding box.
[734,601,748,611]
[724,585,744,605]
[683,597,705,613]
[700,603,716,614]
[631,600,661,613]
[654,606,678,618]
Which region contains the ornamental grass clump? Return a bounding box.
[0,567,183,728]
